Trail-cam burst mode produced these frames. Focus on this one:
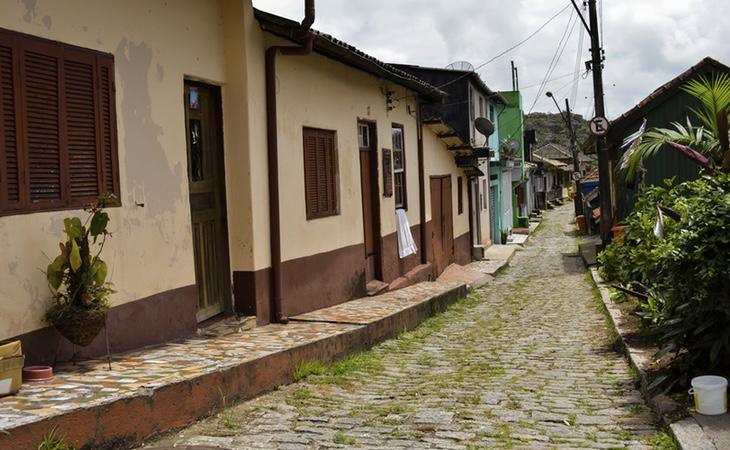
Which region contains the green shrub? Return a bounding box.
[598,174,730,375]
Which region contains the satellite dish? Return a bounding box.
[501,139,520,156]
[445,61,475,72]
[474,117,494,137]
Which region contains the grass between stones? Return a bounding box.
[333,431,358,445]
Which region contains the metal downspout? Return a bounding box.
[265,0,315,324]
[416,103,427,266]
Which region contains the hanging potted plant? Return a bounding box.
[45,194,115,347]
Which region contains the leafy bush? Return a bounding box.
[45,194,114,317]
[599,174,730,375]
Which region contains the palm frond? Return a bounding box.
[618,122,718,185]
[682,72,730,136]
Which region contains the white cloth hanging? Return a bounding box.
[396,209,417,259]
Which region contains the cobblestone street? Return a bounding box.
[143,205,665,449]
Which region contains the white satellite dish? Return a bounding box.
[501,139,520,157]
[445,61,475,72]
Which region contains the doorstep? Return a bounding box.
[0,281,467,450]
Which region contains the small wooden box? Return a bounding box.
[0,340,23,396]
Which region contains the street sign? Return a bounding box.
[589,116,609,136]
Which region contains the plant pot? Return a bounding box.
[23,366,54,383]
[49,305,109,347]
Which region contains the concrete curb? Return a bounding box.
[0,283,467,450]
[588,267,717,450]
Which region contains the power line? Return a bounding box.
[526,7,578,114]
[570,1,586,108]
[520,71,576,90]
[430,3,572,92]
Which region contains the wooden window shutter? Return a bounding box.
[0,36,21,209]
[22,40,64,206]
[98,56,118,195]
[303,129,319,216]
[0,28,119,216]
[64,48,99,202]
[303,127,338,219]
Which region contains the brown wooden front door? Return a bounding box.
[184,81,231,322]
[430,176,454,275]
[358,121,382,282]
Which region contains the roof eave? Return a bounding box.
[254,9,447,102]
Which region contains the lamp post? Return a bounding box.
[546,91,582,216]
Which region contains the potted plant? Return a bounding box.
[45,194,115,347]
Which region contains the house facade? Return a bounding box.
[394,64,507,251]
[0,0,476,364]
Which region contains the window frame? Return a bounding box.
[0,27,120,217]
[302,126,340,220]
[457,176,463,215]
[391,123,407,209]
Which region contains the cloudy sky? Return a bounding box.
[252,0,730,119]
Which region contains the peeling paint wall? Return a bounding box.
[0,0,251,339]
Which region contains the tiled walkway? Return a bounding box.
[143,205,665,449]
[0,281,462,436]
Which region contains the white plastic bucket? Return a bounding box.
[689,375,728,415]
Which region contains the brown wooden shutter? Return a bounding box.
[325,132,337,213]
[303,128,319,217]
[22,40,63,206]
[0,28,120,215]
[63,49,99,202]
[0,36,21,209]
[303,127,338,219]
[98,56,118,196]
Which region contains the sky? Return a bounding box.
[252,0,730,120]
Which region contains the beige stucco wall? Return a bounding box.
[261,34,422,263]
[0,0,252,339]
[422,129,470,239]
[477,160,492,247]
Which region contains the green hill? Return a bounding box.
[524,112,589,149]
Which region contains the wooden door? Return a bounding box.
[184,81,231,322]
[358,122,381,282]
[430,176,454,275]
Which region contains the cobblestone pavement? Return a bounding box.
[143,205,665,449]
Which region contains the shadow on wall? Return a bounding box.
[115,38,184,215]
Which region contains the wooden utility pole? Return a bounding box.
[587,0,613,245]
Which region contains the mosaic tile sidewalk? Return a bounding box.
[0,280,463,435]
[289,281,461,324]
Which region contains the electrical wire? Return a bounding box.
[570,1,586,108]
[525,7,578,115]
[395,2,572,101]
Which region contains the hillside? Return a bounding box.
[524,112,589,149]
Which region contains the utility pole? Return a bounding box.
[587,0,612,245]
[564,99,582,216]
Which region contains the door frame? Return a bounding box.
[183,79,233,322]
[357,119,383,281]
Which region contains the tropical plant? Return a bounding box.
[44,194,115,345]
[598,174,730,379]
[619,73,730,185]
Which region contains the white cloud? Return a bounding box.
[253,0,730,119]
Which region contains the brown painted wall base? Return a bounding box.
[11,285,197,366]
[0,284,466,450]
[234,224,430,324]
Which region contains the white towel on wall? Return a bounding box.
[396,208,417,259]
